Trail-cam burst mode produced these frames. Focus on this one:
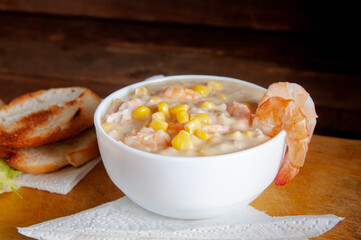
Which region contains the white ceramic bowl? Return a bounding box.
[94,75,286,219]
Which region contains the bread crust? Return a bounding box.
[0,87,101,147]
[0,99,5,109]
[1,128,99,174]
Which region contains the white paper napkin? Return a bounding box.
[18,196,343,240]
[16,157,101,194]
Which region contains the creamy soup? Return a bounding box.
[102,78,270,156]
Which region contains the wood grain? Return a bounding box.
[0,13,360,140]
[1,0,357,32]
[0,13,358,75]
[0,3,360,239]
[0,43,360,138]
[1,135,360,239]
[0,12,360,138]
[0,162,124,240]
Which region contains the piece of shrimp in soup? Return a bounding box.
[160,86,202,101]
[123,127,171,152]
[253,82,317,186]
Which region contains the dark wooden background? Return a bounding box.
[0,0,360,139]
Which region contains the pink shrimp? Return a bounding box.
[253,82,317,186]
[168,123,230,134]
[106,98,143,123]
[122,127,171,152]
[160,86,202,101]
[227,102,252,123]
[201,124,230,134]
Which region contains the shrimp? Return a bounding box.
[160,86,202,101]
[201,124,230,134]
[122,127,171,152]
[259,82,317,137]
[106,98,143,124]
[227,102,251,123]
[253,82,317,186]
[168,123,230,134]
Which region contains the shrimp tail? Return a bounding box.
[274,149,300,186]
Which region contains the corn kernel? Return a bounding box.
[195,129,210,140]
[207,137,220,142]
[152,111,166,122]
[244,130,253,136]
[184,118,201,134]
[176,110,189,123]
[192,84,210,95]
[216,93,227,100]
[169,104,189,115]
[207,81,222,91]
[150,118,168,131]
[171,130,193,150]
[102,123,112,132]
[158,102,169,116]
[191,113,210,124]
[151,97,161,102]
[135,86,148,96]
[200,101,215,109]
[132,106,151,119]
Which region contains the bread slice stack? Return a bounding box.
[0,87,101,174]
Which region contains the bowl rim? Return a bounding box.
[94,74,286,162]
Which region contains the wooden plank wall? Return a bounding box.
[0,1,360,139]
[0,0,358,32]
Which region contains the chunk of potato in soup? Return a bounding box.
[102,78,270,156]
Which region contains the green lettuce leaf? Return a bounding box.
[0,159,22,197]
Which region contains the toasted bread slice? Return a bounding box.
[1,128,99,174]
[0,99,5,109]
[0,87,101,147]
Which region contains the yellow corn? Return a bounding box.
[191,113,210,124]
[200,101,215,109]
[150,118,168,131]
[152,111,166,122]
[102,123,112,132]
[176,110,189,123]
[207,81,222,91]
[216,93,227,100]
[184,118,201,134]
[151,97,161,102]
[195,129,210,140]
[192,84,210,95]
[132,106,151,119]
[244,130,253,136]
[135,86,148,96]
[158,102,169,116]
[169,104,189,115]
[171,130,193,150]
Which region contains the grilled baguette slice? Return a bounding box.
[0,87,101,147]
[0,99,5,109]
[0,128,99,174]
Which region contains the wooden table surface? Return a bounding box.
[0,135,360,239]
[0,11,360,239]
